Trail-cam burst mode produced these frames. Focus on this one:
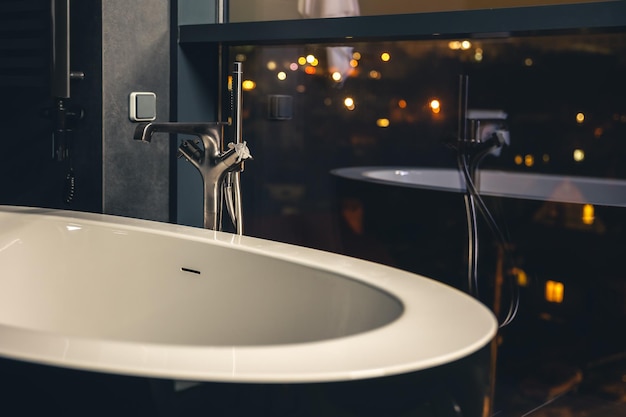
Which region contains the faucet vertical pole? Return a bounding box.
[231,62,244,235]
[216,0,228,24]
[233,62,243,145]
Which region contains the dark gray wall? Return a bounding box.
[101,0,171,222]
[0,0,171,222]
[0,0,103,212]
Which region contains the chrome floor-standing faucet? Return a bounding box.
[133,63,251,233]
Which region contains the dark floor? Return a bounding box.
[494,355,626,417]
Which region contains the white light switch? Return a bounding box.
[129,92,157,122]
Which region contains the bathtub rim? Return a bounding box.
[331,166,626,208]
[0,205,497,383]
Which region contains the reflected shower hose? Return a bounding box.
[458,150,519,328]
[456,75,518,328]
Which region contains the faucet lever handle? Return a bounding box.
[227,141,253,163]
[178,139,203,161]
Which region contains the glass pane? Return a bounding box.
[230,31,626,253]
[228,0,608,23]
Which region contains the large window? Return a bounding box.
[228,0,609,23]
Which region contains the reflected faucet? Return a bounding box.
[133,122,251,231]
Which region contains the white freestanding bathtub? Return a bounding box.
[0,205,496,384]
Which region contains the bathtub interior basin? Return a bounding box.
[332,166,626,207]
[0,205,496,383]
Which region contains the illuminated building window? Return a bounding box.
[582,204,595,225]
[545,280,564,303]
[512,267,528,287]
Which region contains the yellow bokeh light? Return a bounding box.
[331,72,342,82]
[524,58,534,67]
[449,40,471,50]
[369,70,381,79]
[573,149,585,162]
[349,59,359,68]
[381,52,391,62]
[344,97,354,108]
[306,54,316,64]
[430,99,441,111]
[298,56,307,65]
[524,154,535,167]
[310,58,319,67]
[277,71,287,81]
[376,118,390,128]
[241,80,256,91]
[576,112,585,123]
[352,51,361,60]
[266,61,277,70]
[545,280,564,304]
[514,155,523,165]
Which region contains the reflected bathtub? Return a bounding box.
[332,166,626,207]
[331,166,626,294]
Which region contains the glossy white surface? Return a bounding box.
[0,206,496,383]
[333,167,626,207]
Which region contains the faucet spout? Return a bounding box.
[134,122,225,156]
